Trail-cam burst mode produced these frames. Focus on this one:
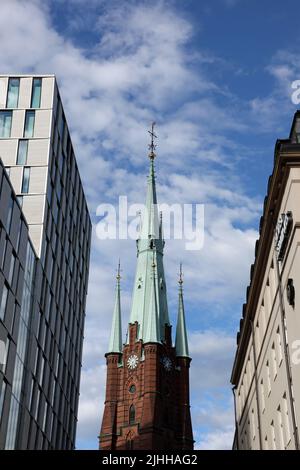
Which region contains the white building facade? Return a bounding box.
[231,111,300,450]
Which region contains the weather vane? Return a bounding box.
[148,121,157,160]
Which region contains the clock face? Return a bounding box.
[127,354,139,370]
[162,356,172,371]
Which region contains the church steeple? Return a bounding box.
[129,122,169,342]
[100,124,194,451]
[175,264,190,358]
[107,261,122,354]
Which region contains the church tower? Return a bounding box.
[99,124,194,450]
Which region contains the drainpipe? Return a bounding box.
[232,386,239,450]
[250,320,263,449]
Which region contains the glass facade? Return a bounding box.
[0,163,35,450]
[0,111,12,138]
[5,243,35,449]
[6,79,20,108]
[0,76,91,450]
[31,78,42,108]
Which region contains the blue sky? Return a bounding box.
[1,0,300,449]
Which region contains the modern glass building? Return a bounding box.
[0,75,91,449]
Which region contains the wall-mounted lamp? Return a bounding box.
[287,278,295,307]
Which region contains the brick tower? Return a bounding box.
[99,124,194,450]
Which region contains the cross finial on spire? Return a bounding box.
[116,259,121,281]
[178,262,183,286]
[148,122,157,160]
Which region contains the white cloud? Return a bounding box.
[77,364,106,447]
[0,0,271,450]
[197,427,234,450]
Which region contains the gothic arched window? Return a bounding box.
[129,405,135,425]
[126,439,134,450]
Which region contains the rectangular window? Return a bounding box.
[6,78,20,108]
[10,302,17,335]
[1,238,7,270]
[42,402,48,433]
[51,379,56,407]
[49,412,54,440]
[24,110,35,137]
[6,197,13,233]
[28,378,34,410]
[39,356,45,387]
[12,355,23,402]
[0,380,6,423]
[277,405,284,449]
[35,388,40,421]
[55,353,60,377]
[0,110,12,138]
[260,304,266,333]
[15,220,21,258]
[266,360,271,396]
[2,337,10,374]
[0,285,8,321]
[255,320,261,356]
[271,342,277,381]
[4,395,19,449]
[251,409,256,442]
[21,167,30,193]
[17,140,28,165]
[33,348,38,377]
[264,435,269,450]
[37,311,42,340]
[283,393,291,446]
[271,420,276,450]
[8,254,15,285]
[17,318,27,360]
[260,379,265,412]
[31,78,42,108]
[276,326,283,366]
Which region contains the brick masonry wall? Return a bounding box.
[99,322,194,450]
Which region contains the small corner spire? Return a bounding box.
[175,263,190,358]
[107,260,123,354]
[148,122,157,160]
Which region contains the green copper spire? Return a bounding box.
[143,255,160,343]
[175,264,190,358]
[108,261,123,354]
[129,123,170,343]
